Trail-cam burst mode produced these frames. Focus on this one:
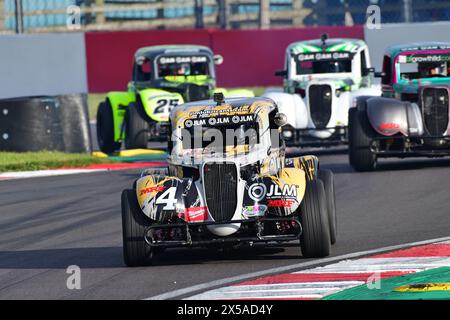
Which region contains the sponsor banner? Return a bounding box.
[243,204,267,218]
[139,186,166,196]
[401,53,450,63]
[184,206,208,222]
[248,183,298,201]
[184,114,255,128]
[158,55,209,64]
[296,52,352,62]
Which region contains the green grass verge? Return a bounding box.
[0,151,116,173]
[87,87,269,121]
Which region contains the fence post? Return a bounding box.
[195,0,204,28]
[0,0,4,32]
[403,0,413,23]
[292,0,307,27]
[218,0,229,29]
[259,0,270,29]
[95,0,105,24]
[14,0,23,33]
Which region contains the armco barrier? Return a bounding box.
[0,94,92,153]
[85,26,364,92]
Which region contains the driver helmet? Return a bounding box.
[176,63,191,76]
[428,63,446,76]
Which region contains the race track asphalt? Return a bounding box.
[1,148,450,299]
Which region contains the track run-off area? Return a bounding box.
[1,148,450,299]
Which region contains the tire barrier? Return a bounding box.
[0,94,92,153]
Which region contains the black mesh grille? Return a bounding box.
[422,88,449,136]
[309,84,332,129]
[203,162,238,222]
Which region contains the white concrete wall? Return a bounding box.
[364,21,450,71]
[0,33,87,99]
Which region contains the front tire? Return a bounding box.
[124,103,148,149]
[348,107,377,171]
[121,189,153,267]
[318,170,337,245]
[96,101,121,154]
[299,180,331,258]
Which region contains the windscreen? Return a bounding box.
[181,120,260,154]
[157,55,211,78]
[295,52,352,75]
[398,53,450,80]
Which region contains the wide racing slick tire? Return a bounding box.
[124,102,148,150]
[348,107,377,171]
[121,189,154,267]
[299,179,331,258]
[96,101,121,154]
[318,169,337,245]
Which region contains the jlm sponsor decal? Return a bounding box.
[266,184,297,198]
[248,183,298,201]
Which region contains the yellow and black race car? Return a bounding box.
[121,94,337,266]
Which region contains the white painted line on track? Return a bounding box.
[187,281,363,300]
[146,236,450,300]
[0,168,107,180]
[296,257,450,273]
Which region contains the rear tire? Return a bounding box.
[96,101,121,154]
[348,107,377,171]
[318,170,337,245]
[121,189,153,267]
[299,180,331,258]
[124,103,148,149]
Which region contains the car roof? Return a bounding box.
[172,97,276,119]
[288,38,366,55]
[385,42,450,58]
[134,45,214,61]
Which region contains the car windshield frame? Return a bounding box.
[294,52,353,75]
[180,121,261,156]
[396,52,450,82]
[155,54,213,80]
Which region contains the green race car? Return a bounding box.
[96,45,254,153]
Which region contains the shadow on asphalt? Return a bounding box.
[326,158,450,174]
[0,244,305,269]
[287,147,348,157]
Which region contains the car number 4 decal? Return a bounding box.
[155,187,177,210]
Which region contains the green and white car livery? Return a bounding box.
[96,44,254,153]
[264,35,380,147]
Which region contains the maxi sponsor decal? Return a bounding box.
[139,185,166,196]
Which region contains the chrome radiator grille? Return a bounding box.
[203,162,238,222]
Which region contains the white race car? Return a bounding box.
[264,34,381,147]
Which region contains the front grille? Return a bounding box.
[203,162,238,222]
[422,88,449,136]
[308,84,332,129]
